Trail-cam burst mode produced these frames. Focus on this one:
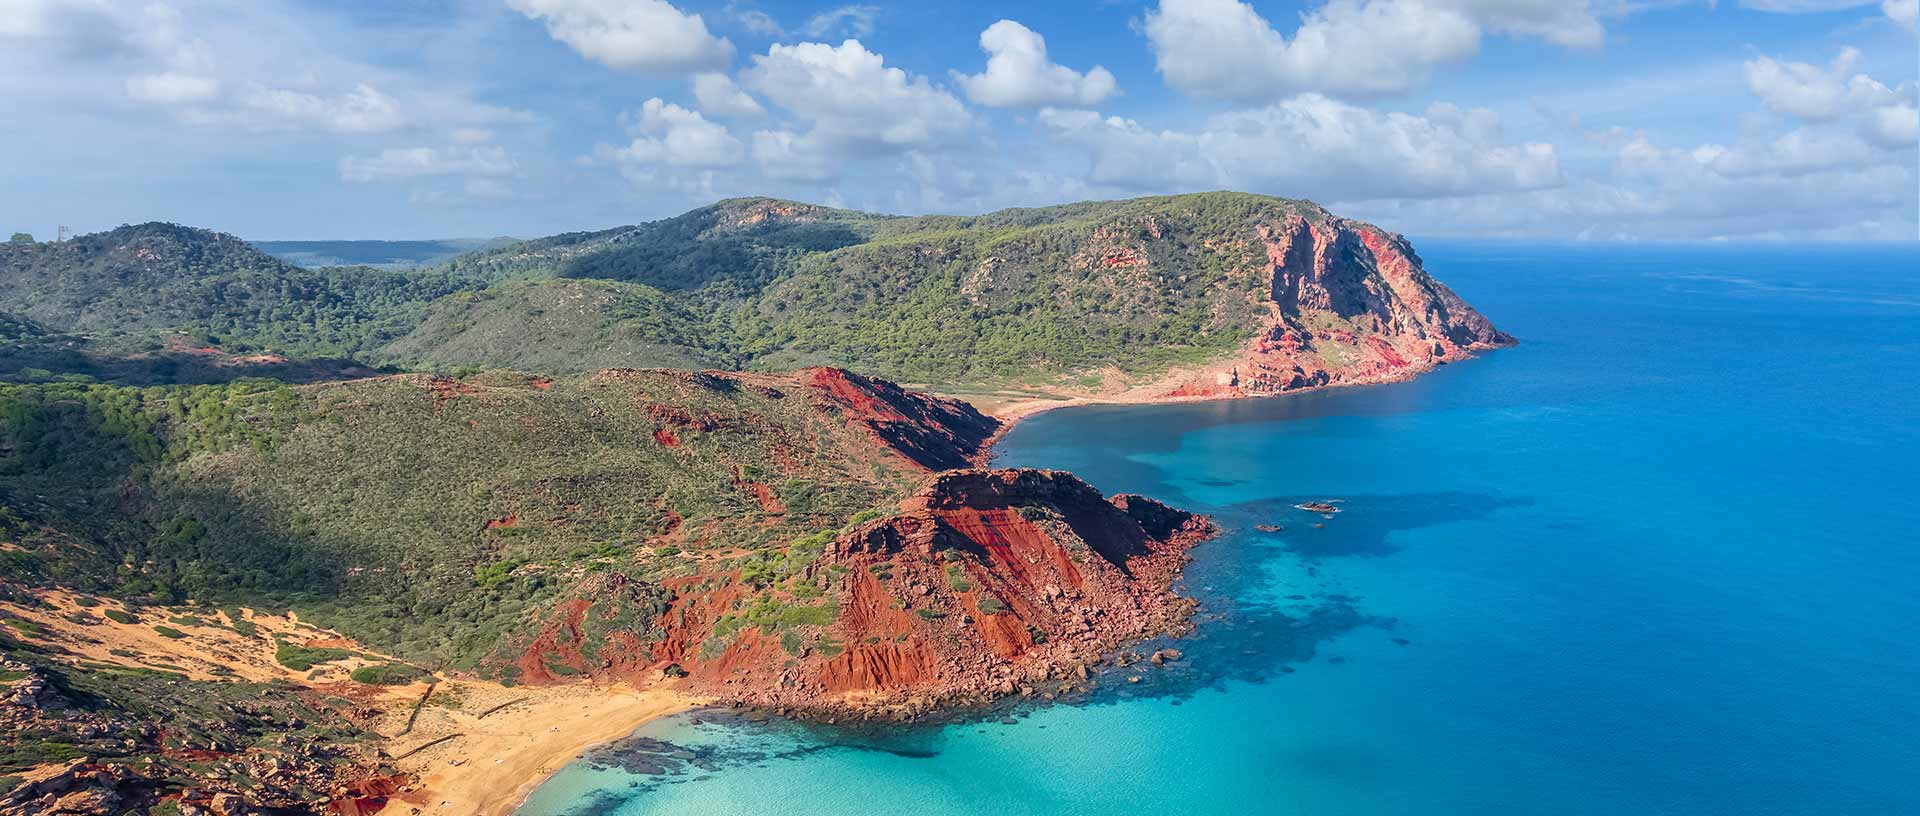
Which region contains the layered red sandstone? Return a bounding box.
[671,469,1214,719]
[602,366,1000,472]
[1165,214,1513,399]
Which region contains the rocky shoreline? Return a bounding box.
[701,503,1216,725]
[525,468,1223,725]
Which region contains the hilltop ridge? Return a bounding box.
[0,192,1509,398]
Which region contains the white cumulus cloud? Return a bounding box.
[1883,0,1918,27]
[508,0,734,73]
[691,72,765,118]
[741,39,972,150]
[1743,47,1918,149]
[3,1,526,138]
[1142,0,1600,100]
[749,129,838,181]
[954,20,1117,108]
[1037,94,1562,201]
[1862,99,1919,146]
[605,98,745,168]
[1744,47,1899,120]
[1677,129,1878,177]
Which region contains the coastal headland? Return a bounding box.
[0,192,1508,815]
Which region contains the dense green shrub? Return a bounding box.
[349,663,430,686]
[274,643,356,671]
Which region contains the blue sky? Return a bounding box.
[2,0,1914,240]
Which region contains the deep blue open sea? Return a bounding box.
[519,241,1920,816]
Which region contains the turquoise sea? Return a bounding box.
[518,241,1920,816]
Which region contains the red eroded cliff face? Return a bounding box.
[661,469,1214,718]
[1160,214,1514,399]
[478,371,1205,719]
[791,367,999,472]
[604,366,997,472]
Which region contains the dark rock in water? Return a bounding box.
[1280,666,1296,674]
[1328,656,1346,665]
[1392,637,1411,646]
[1254,524,1285,533]
[1296,502,1341,514]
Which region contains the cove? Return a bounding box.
[518,240,1920,816]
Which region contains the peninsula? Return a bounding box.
[0,192,1509,815]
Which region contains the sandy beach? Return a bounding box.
[392,681,702,816]
[946,348,1502,462]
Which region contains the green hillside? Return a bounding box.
[0,195,1351,389]
[0,365,994,807]
[0,368,970,669]
[377,278,730,373]
[0,223,480,360]
[411,192,1326,384]
[0,192,1463,390]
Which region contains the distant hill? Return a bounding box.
[0,193,1510,396]
[252,237,517,270]
[0,222,481,363]
[424,192,1510,394]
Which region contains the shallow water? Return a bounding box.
[519,241,1920,816]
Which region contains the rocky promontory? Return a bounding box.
[665,468,1213,719]
[1153,213,1514,399]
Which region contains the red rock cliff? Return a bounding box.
[664,469,1213,718]
[792,367,999,471]
[1164,214,1513,398]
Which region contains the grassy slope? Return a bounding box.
[733,193,1309,383]
[0,370,934,669]
[376,278,730,373]
[0,223,480,359]
[1,192,1379,390]
[397,192,1327,385]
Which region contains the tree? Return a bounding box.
[8,233,32,244]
